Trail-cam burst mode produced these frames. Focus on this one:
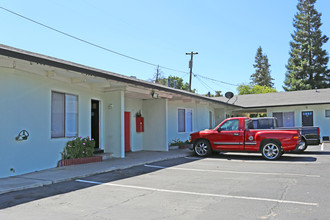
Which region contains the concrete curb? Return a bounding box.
[0,149,192,195]
[0,178,53,195]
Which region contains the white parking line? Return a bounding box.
[184,156,201,160]
[76,179,318,206]
[144,165,320,178]
[184,156,321,164]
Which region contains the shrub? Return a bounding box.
[169,138,189,146]
[62,136,95,159]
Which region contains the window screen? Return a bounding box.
[51,92,78,138]
[178,109,185,132]
[325,110,330,117]
[273,112,294,127]
[178,108,193,132]
[51,92,65,138]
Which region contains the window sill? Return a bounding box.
[51,136,78,139]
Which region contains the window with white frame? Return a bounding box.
[51,91,78,138]
[326,110,330,117]
[272,112,295,127]
[178,108,192,132]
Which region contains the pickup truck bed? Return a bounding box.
[252,117,320,151]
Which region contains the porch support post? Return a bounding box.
[103,90,125,158]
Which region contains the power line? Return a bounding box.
[195,75,216,93]
[0,6,239,89]
[194,74,239,87]
[195,74,235,92]
[0,6,188,74]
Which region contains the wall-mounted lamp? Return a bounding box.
[15,130,29,141]
[151,91,159,99]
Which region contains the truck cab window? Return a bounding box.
[220,119,239,131]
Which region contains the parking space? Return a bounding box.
[71,144,329,219]
[1,144,329,219]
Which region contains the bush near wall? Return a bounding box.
[58,137,102,167]
[169,138,189,147]
[62,136,95,159]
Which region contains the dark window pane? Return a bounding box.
[51,92,65,138]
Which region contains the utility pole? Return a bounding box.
[186,51,198,92]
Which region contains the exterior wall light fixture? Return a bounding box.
[151,91,158,99]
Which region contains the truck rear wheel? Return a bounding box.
[261,142,282,160]
[194,140,211,157]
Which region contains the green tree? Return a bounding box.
[284,0,330,91]
[215,90,222,97]
[237,84,277,95]
[251,46,274,88]
[159,75,196,93]
[205,90,222,97]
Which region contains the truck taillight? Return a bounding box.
[317,127,320,136]
[293,131,301,140]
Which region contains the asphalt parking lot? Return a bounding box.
[1,144,329,219]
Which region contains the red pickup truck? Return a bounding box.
[189,117,301,160]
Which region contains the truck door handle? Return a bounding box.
[233,133,239,136]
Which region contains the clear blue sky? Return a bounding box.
[1,0,329,95]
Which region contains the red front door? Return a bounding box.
[124,112,131,152]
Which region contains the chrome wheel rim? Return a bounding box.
[263,143,280,159]
[195,142,208,156]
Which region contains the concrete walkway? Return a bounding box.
[0,149,192,195]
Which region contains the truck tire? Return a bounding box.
[261,142,282,160]
[194,140,212,157]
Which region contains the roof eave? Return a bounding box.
[0,45,236,107]
[241,102,330,109]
